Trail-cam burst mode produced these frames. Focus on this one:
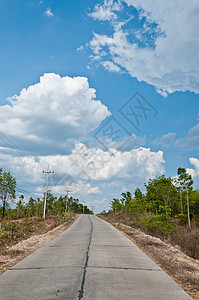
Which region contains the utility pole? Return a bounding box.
[42,169,54,219]
[91,206,94,214]
[65,189,71,213]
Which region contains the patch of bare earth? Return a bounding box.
[99,217,199,300]
[0,214,79,275]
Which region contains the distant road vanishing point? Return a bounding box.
[0,215,192,299]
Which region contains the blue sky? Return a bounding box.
[0,0,199,213]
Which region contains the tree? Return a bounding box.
[134,188,143,199]
[189,190,199,218]
[68,198,80,213]
[110,198,121,213]
[121,192,132,212]
[44,191,56,215]
[27,197,36,216]
[177,167,193,227]
[174,179,184,214]
[145,176,177,215]
[131,187,145,213]
[16,195,25,218]
[0,169,16,218]
[35,198,43,218]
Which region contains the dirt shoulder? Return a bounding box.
[0,214,79,275]
[98,215,199,300]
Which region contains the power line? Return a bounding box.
[10,135,34,157]
[0,146,10,156]
[0,132,28,157]
[0,134,21,155]
[16,187,40,199]
[0,132,33,159]
[0,132,47,197]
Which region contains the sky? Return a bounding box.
[0,0,199,213]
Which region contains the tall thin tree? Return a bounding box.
[0,169,16,218]
[177,167,193,228]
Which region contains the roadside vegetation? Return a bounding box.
[101,167,199,260]
[0,167,92,248]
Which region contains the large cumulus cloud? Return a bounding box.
[0,73,110,155]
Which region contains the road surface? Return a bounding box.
[0,215,192,299]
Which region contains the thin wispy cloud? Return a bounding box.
[153,133,176,147]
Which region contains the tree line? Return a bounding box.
[110,167,199,228]
[0,168,92,219]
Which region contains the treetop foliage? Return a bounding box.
[109,168,199,227]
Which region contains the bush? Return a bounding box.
[1,221,17,233]
[175,214,188,225]
[1,232,9,239]
[0,221,17,241]
[145,215,176,238]
[24,220,34,232]
[131,212,176,238]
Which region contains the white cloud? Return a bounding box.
[156,90,168,98]
[0,73,110,155]
[45,8,54,17]
[175,123,199,150]
[102,61,122,73]
[90,197,110,213]
[63,143,165,182]
[94,134,146,151]
[44,180,101,195]
[77,45,84,51]
[89,0,199,95]
[0,140,164,214]
[187,157,199,179]
[93,198,108,205]
[153,132,176,147]
[0,142,164,193]
[0,155,41,184]
[87,186,102,194]
[68,181,102,196]
[102,182,119,188]
[35,179,102,200]
[89,0,121,21]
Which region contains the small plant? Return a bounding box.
[23,220,34,233]
[174,214,188,225]
[1,221,17,233]
[0,221,17,240]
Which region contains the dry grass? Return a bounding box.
[172,226,199,259]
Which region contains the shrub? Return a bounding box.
[1,221,17,233]
[145,215,176,238]
[174,214,188,225]
[131,212,176,239]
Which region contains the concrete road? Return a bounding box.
[0,215,192,299]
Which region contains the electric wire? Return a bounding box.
[16,187,41,199]
[0,132,58,201]
[0,132,33,159]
